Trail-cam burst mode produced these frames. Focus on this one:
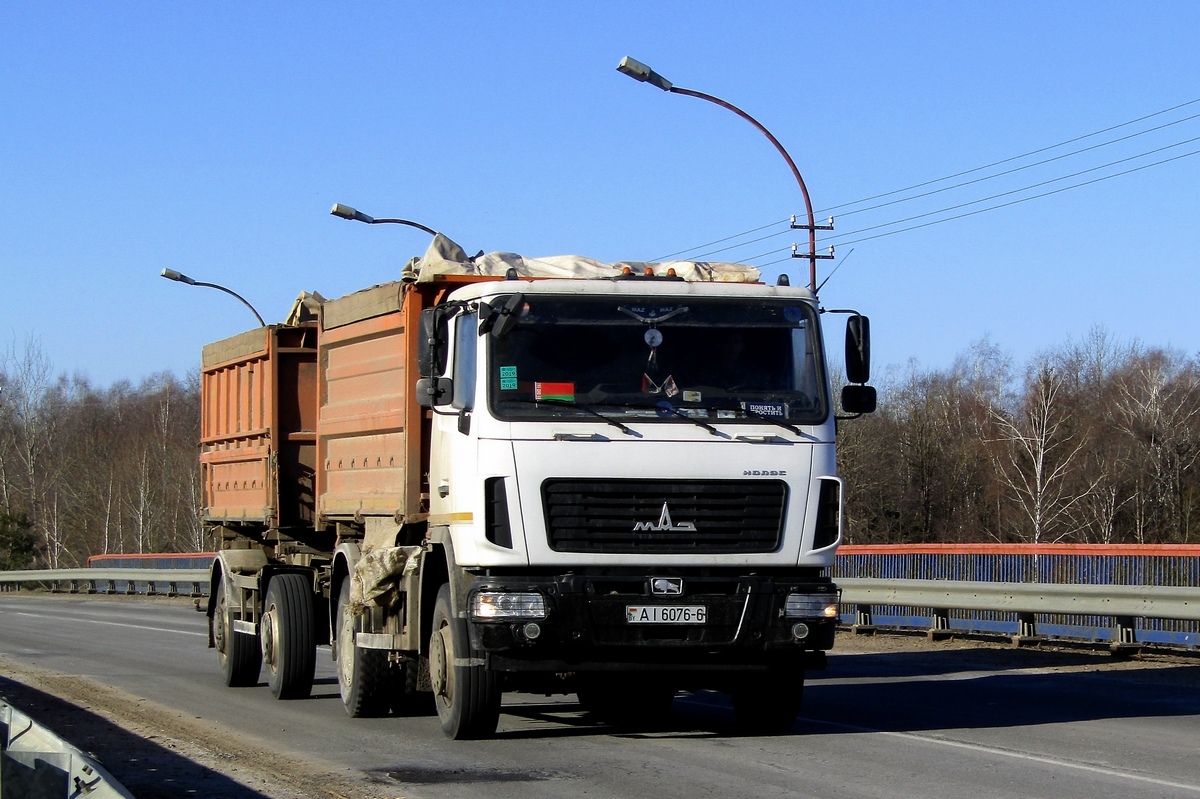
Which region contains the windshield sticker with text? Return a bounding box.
[743,401,787,418]
[499,366,518,391]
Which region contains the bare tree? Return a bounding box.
[985,361,1093,545]
[1114,349,1200,543]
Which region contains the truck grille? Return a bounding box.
[543,479,787,554]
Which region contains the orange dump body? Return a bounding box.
[199,275,486,533]
[200,324,318,527]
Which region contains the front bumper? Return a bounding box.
[465,571,838,673]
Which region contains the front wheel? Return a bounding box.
[429,584,501,739]
[262,574,316,700]
[336,579,392,717]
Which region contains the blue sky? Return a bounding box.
[3,2,1199,387]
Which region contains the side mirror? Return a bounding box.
[418,308,450,378]
[841,384,877,415]
[415,377,454,408]
[478,293,525,338]
[845,314,871,385]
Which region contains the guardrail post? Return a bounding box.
[1110,615,1143,658]
[852,603,877,635]
[1012,611,1042,647]
[928,608,953,641]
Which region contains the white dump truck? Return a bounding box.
[202,232,875,738]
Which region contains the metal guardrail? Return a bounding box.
[0,568,210,597]
[1,699,135,798]
[5,567,1200,648]
[839,577,1200,647]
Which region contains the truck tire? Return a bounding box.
[429,584,500,739]
[214,576,261,687]
[732,668,804,734]
[576,675,675,728]
[262,573,316,700]
[335,580,392,717]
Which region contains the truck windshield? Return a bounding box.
[486,296,828,425]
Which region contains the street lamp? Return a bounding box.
[160,269,266,327]
[616,56,831,292]
[329,204,437,236]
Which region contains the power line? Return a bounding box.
[815,96,1200,215]
[830,111,1200,220]
[650,96,1200,268]
[743,145,1200,269]
[821,133,1200,244]
[652,218,788,261]
[826,147,1200,249]
[677,225,792,261]
[698,130,1200,266]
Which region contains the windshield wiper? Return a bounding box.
[517,398,639,437]
[634,400,728,438]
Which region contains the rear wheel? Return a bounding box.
[262,574,316,700]
[214,576,261,687]
[429,584,500,739]
[336,580,392,717]
[732,668,804,734]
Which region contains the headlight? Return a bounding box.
[785,593,839,619]
[470,591,547,621]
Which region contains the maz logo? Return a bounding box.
[651,577,684,596]
[743,469,787,476]
[633,503,697,533]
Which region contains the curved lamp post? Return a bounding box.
[160,269,266,327]
[616,56,830,292]
[330,203,437,236]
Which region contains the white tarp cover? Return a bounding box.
[413,233,761,284]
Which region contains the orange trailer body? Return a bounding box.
[200,275,489,535]
[200,324,319,528]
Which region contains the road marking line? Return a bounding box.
[805,716,1200,793]
[11,611,206,638]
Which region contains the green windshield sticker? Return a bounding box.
[500,365,518,391]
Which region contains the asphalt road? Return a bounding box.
[1,593,1199,799]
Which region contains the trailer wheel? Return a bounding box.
[732,668,804,734]
[214,576,261,687]
[262,574,316,700]
[429,584,500,739]
[336,579,391,717]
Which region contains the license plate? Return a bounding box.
[626,605,707,624]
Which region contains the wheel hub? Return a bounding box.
[214,597,227,654]
[261,608,277,669]
[338,606,355,689]
[430,624,454,702]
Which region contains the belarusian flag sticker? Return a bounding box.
[534,382,575,402]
